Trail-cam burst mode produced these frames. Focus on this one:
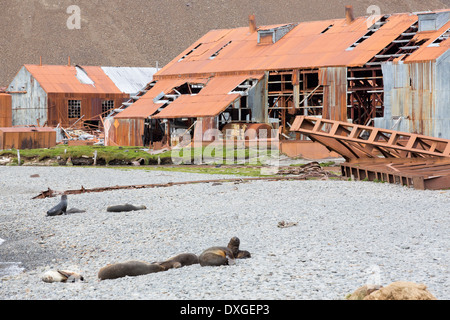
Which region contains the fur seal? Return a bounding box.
[156,253,199,270]
[199,237,251,267]
[227,237,251,259]
[41,270,84,283]
[98,253,199,281]
[199,246,235,267]
[106,204,147,213]
[47,195,68,216]
[98,261,164,281]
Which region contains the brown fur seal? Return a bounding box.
[47,195,68,216]
[98,253,199,281]
[107,204,147,213]
[199,237,251,267]
[156,253,199,270]
[98,261,163,281]
[199,246,235,267]
[227,237,251,259]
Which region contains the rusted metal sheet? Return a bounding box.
[104,117,145,147]
[24,65,123,94]
[0,93,12,127]
[341,158,450,190]
[33,174,342,200]
[320,67,348,121]
[290,116,450,161]
[154,12,428,79]
[291,116,450,190]
[0,127,56,150]
[115,78,205,119]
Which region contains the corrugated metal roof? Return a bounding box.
[101,67,157,94]
[25,65,123,94]
[24,65,156,95]
[114,78,208,119]
[155,11,449,79]
[153,73,264,119]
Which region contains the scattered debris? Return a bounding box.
[277,221,298,229]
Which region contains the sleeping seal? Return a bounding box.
[47,195,68,217]
[98,261,164,281]
[41,270,84,283]
[156,253,199,270]
[106,204,147,213]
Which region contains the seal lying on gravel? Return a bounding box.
[199,237,251,267]
[106,204,147,213]
[47,195,68,216]
[98,261,164,280]
[156,253,199,270]
[98,253,199,280]
[41,270,84,283]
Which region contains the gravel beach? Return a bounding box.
[0,166,448,300]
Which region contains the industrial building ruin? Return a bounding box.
[105,8,450,157]
[5,63,157,130]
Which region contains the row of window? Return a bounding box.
[68,100,115,119]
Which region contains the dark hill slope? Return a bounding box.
[0,0,448,85]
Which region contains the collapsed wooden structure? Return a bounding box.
[290,116,450,190]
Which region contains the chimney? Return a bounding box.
[249,14,257,33]
[39,56,42,66]
[68,56,71,66]
[345,5,355,24]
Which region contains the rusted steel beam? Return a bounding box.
[290,116,450,161]
[32,174,341,199]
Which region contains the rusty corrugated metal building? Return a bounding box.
[107,8,450,148]
[6,65,157,129]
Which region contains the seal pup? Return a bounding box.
[156,253,199,270]
[106,204,147,213]
[98,261,164,281]
[47,195,68,216]
[41,270,84,283]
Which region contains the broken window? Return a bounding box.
[321,24,334,34]
[102,100,114,115]
[346,15,389,51]
[210,41,232,60]
[428,28,450,47]
[68,100,81,119]
[178,43,203,62]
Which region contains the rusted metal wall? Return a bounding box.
[104,117,145,146]
[47,93,128,127]
[0,128,56,150]
[8,67,48,127]
[375,60,447,138]
[0,93,12,127]
[320,67,348,121]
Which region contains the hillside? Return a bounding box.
[0,0,448,86]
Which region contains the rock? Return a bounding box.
[347,284,382,300]
[364,281,437,300]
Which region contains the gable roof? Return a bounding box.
[23,65,156,95]
[155,10,450,79]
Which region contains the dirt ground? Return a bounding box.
[1,0,448,86]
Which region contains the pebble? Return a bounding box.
[0,166,449,300]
